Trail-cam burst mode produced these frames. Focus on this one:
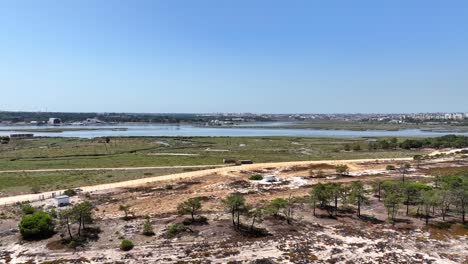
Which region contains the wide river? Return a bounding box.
[1,124,468,138]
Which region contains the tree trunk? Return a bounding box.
[378,184,381,201]
[250,216,256,231]
[334,195,338,217]
[441,205,447,221]
[357,197,361,218]
[461,201,465,224]
[82,212,86,230]
[406,195,410,216]
[66,218,73,240]
[77,220,81,236]
[231,210,235,227]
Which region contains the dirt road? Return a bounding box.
[0,157,408,206]
[1,148,464,206]
[0,164,227,174]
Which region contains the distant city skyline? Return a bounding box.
[1,1,468,113]
[0,109,466,116]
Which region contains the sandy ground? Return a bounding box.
[0,154,467,263]
[1,147,466,206]
[0,157,406,206]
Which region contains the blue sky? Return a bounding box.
[1,1,467,113]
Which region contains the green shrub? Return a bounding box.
[352,144,361,151]
[249,175,263,181]
[142,219,154,236]
[120,239,134,251]
[0,136,10,144]
[386,165,396,170]
[67,237,86,249]
[63,189,77,197]
[182,215,208,225]
[68,240,78,249]
[164,184,173,190]
[21,203,35,215]
[47,208,57,219]
[30,186,40,194]
[165,223,186,238]
[19,212,55,240]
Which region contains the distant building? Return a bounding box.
[84,118,104,124]
[453,113,464,120]
[48,118,62,125]
[54,195,70,207]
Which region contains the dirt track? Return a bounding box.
[1,148,465,206]
[0,157,409,206]
[0,164,227,174]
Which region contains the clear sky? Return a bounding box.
[1,1,467,113]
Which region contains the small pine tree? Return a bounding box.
[142,217,154,236]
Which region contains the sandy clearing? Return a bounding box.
[1,148,465,206]
[0,157,408,206]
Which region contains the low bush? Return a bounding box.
[249,175,263,181]
[182,215,208,226]
[67,237,87,249]
[120,239,134,251]
[142,219,154,236]
[165,223,186,238]
[31,186,41,194]
[19,212,55,240]
[386,165,396,170]
[0,136,10,144]
[352,144,361,151]
[63,189,77,197]
[21,203,35,215]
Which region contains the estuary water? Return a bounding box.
[1,124,468,138]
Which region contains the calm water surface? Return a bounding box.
[1,124,468,138]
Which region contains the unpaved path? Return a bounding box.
[0,157,407,206]
[0,164,226,174]
[1,148,465,206]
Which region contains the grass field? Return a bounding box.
[0,136,425,171]
[0,167,212,196]
[0,136,426,196]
